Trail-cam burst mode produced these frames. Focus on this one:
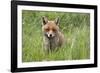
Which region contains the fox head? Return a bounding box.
[42,16,60,39]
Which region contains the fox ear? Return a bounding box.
[42,16,48,25]
[55,17,59,25]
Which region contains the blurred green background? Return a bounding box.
[22,10,90,62]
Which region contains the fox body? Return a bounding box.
[42,17,65,53]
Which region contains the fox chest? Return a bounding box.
[44,37,60,50]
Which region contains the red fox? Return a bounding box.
[42,16,65,53]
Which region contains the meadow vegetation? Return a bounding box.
[22,10,90,62]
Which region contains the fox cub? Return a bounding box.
[42,16,65,53]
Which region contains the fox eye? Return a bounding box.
[45,28,49,31]
[53,29,56,32]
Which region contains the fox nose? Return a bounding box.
[50,34,52,37]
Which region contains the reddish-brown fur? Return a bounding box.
[42,16,65,53]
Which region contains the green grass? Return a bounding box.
[22,10,90,62]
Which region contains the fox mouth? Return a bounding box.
[44,33,55,39]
